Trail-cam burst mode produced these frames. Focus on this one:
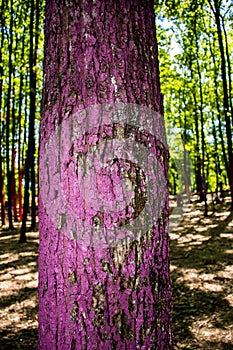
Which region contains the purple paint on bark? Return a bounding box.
[39,1,173,349]
[40,103,168,248]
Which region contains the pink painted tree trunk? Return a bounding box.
[38,1,172,349]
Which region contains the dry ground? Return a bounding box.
[0,227,38,349]
[0,196,233,349]
[170,195,233,349]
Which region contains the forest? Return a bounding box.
[0,0,232,349]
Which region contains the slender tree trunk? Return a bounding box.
[221,16,233,127]
[0,1,6,226]
[18,169,23,221]
[38,1,172,348]
[22,75,29,165]
[211,112,220,193]
[0,0,4,123]
[188,50,203,200]
[20,0,38,239]
[11,52,17,222]
[17,30,25,222]
[208,30,229,180]
[6,0,14,230]
[0,137,6,225]
[172,170,177,195]
[30,0,40,230]
[177,89,191,202]
[20,78,29,225]
[209,0,233,208]
[192,88,203,200]
[183,112,191,202]
[20,148,29,242]
[12,149,18,221]
[194,21,208,216]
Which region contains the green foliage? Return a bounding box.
[0,0,45,225]
[155,0,233,196]
[1,0,232,223]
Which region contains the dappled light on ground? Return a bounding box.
[0,196,232,349]
[171,195,233,349]
[0,230,38,349]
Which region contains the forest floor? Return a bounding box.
[0,195,233,349]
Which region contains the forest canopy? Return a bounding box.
[0,0,232,234]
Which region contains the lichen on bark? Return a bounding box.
[38,0,172,349]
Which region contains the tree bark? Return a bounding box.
[6,0,14,230]
[0,136,6,226]
[12,47,17,222]
[221,16,233,128]
[208,27,229,182]
[0,0,6,225]
[211,112,220,194]
[194,18,208,216]
[20,0,39,239]
[38,1,172,349]
[17,26,26,223]
[209,0,233,208]
[12,149,18,222]
[30,0,40,230]
[191,78,203,200]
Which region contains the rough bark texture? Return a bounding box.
[38,1,172,349]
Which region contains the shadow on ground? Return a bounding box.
[0,197,232,349]
[170,196,233,349]
[0,229,38,350]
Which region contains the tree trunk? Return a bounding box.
[20,0,38,239]
[0,0,5,225]
[17,28,26,223]
[211,112,220,194]
[6,0,14,230]
[12,51,17,222]
[183,112,191,202]
[18,168,23,222]
[209,0,233,208]
[221,16,233,130]
[192,89,203,200]
[30,0,40,231]
[38,1,172,349]
[0,136,6,226]
[188,54,203,201]
[12,149,18,222]
[208,28,229,182]
[194,20,208,216]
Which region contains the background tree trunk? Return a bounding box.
[0,0,6,226]
[209,0,233,208]
[38,1,172,348]
[6,0,14,230]
[20,0,39,240]
[17,29,26,223]
[11,149,18,222]
[194,18,208,216]
[0,136,6,226]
